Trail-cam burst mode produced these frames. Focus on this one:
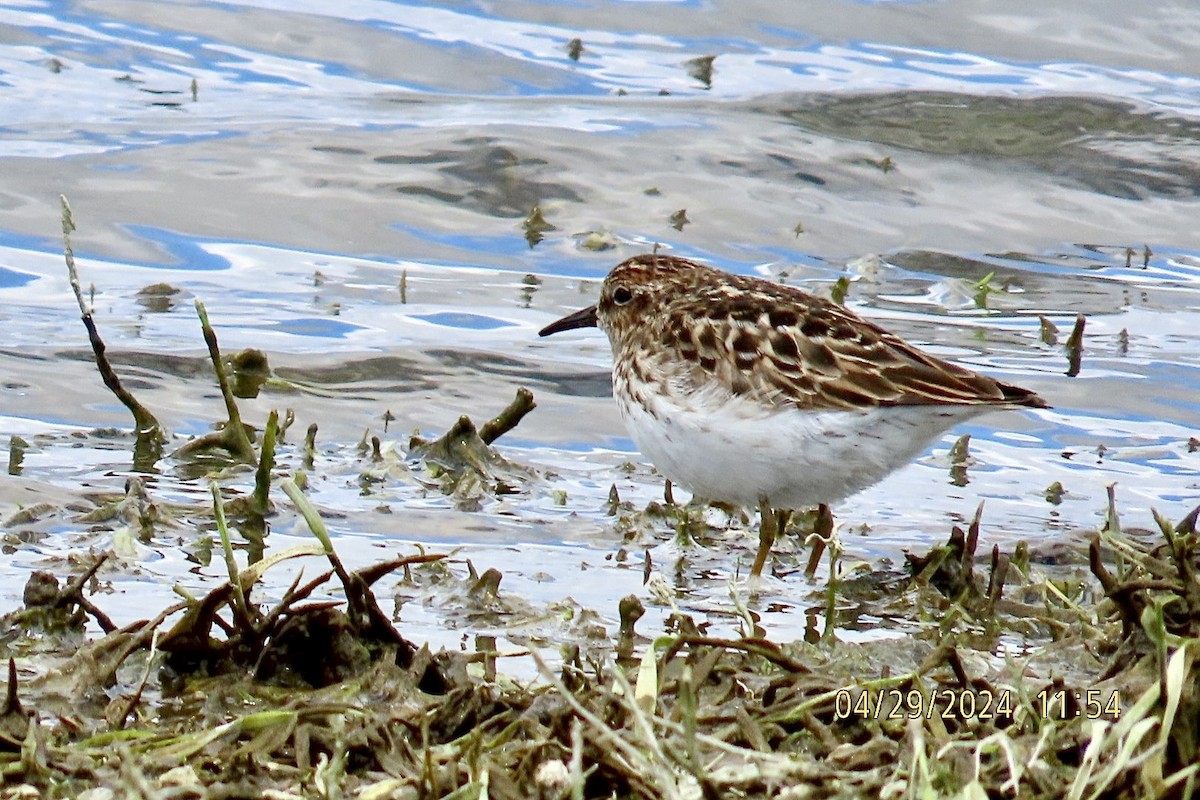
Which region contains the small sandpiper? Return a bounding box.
[540,254,1047,577]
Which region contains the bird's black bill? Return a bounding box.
[539,304,598,336]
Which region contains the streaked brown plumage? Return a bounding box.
[541,254,1046,573]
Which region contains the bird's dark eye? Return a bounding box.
[613,286,633,305]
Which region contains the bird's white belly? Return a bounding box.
[616,390,985,509]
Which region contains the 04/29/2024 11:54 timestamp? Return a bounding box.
[833,686,1121,722]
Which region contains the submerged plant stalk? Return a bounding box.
[211,482,252,631]
[175,301,258,462]
[479,387,537,445]
[60,195,165,466]
[196,301,256,462]
[252,409,279,517]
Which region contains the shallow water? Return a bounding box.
[1,1,1198,654]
